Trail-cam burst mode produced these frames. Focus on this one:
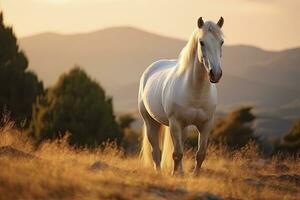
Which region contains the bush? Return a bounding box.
[273,119,300,155]
[121,128,141,154]
[185,127,199,148]
[118,114,135,130]
[27,67,122,146]
[118,114,138,154]
[210,107,256,149]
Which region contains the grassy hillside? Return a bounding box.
[0,124,299,200]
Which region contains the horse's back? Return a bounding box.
[140,59,177,91]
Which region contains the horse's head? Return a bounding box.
[197,17,224,83]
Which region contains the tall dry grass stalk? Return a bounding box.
[0,123,299,200]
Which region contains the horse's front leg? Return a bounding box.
[169,117,184,175]
[193,119,213,176]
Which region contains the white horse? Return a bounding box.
[139,17,224,175]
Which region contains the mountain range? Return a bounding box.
[19,27,300,137]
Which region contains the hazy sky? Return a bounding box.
[1,0,299,50]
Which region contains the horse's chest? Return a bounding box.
[164,86,217,125]
[172,102,214,125]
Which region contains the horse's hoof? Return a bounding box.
[172,170,184,177]
[193,169,201,177]
[155,168,162,174]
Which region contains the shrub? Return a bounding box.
[121,128,141,154]
[118,114,135,130]
[27,67,122,146]
[210,107,256,149]
[273,119,300,155]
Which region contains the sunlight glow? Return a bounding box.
[38,0,71,5]
[1,0,299,50]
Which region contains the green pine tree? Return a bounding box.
[0,12,43,126]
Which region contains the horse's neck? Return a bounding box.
[180,53,211,96]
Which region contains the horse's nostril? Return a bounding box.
[209,70,214,78]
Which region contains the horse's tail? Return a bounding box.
[160,126,174,172]
[140,125,153,167]
[140,124,174,171]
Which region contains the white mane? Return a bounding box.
[177,21,224,74]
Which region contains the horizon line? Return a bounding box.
[19,25,300,52]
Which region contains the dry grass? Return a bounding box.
[0,123,299,200]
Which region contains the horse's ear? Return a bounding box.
[198,17,204,29]
[217,17,224,28]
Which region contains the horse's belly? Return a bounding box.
[142,79,169,125]
[146,105,169,125]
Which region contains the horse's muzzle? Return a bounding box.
[209,69,222,83]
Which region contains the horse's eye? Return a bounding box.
[200,41,205,46]
[221,41,224,46]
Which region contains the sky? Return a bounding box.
[1,0,300,50]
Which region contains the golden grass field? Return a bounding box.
[0,123,299,200]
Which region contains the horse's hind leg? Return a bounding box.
[139,103,162,170]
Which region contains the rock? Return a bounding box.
[148,187,166,197]
[174,187,187,194]
[257,159,271,167]
[258,175,275,182]
[0,145,36,159]
[275,164,289,173]
[244,178,263,187]
[185,192,223,200]
[278,174,300,185]
[148,185,187,198]
[89,160,109,171]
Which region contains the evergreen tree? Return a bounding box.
[28,67,122,146]
[0,13,43,126]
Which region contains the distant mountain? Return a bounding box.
[223,45,300,92]
[19,27,300,137]
[20,27,185,90]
